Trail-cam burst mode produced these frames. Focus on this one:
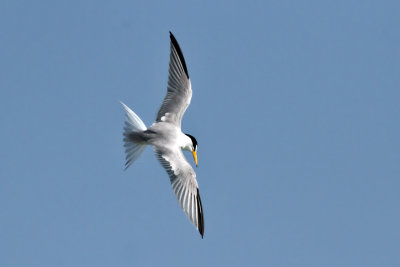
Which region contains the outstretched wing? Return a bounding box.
[156,32,192,128]
[155,147,204,238]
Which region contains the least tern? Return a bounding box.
[121,32,204,238]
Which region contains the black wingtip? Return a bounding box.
[169,31,189,78]
[196,188,204,238]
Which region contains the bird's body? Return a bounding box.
[121,32,204,238]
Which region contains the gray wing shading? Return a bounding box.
[156,148,204,238]
[156,32,192,128]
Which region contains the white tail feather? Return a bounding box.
[121,102,147,169]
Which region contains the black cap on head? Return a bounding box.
[185,134,197,150]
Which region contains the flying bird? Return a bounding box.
[121,32,204,238]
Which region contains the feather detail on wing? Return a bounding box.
[156,148,204,238]
[156,32,192,128]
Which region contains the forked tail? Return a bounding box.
[121,102,147,169]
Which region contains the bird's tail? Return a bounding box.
[121,102,147,169]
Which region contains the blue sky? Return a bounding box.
[1,0,399,266]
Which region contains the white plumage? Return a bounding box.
[121,32,204,238]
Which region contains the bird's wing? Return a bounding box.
[156,32,192,128]
[156,147,204,238]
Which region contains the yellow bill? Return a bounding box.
[192,150,198,167]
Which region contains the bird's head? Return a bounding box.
[184,134,198,167]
